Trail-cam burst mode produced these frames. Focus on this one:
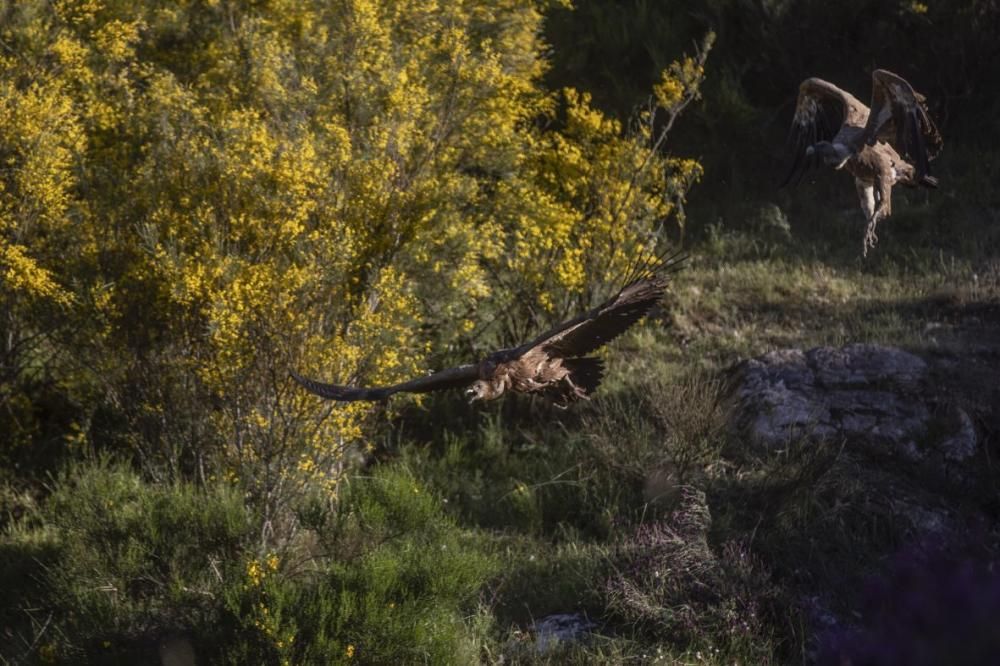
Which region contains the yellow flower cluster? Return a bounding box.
[54,0,104,26]
[0,244,72,306]
[245,552,280,588]
[93,19,143,62]
[243,553,294,656]
[654,35,714,112]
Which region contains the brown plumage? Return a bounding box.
[781,70,943,256]
[291,251,686,407]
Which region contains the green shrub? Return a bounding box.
[1,463,499,664]
[216,466,497,664]
[0,461,252,663]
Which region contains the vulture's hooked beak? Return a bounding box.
[465,387,477,403]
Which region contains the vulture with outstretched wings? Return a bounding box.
[782,69,943,255]
[291,252,685,407]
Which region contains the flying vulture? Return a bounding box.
[291,252,685,407]
[782,69,942,255]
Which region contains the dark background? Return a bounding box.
[545,0,1000,244]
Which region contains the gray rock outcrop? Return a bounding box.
[727,343,978,467]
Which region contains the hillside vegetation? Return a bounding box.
[2,1,998,663]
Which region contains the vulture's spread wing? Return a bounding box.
[781,78,869,187]
[862,69,942,179]
[291,364,480,402]
[518,251,686,359]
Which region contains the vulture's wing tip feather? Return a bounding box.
[864,69,942,174]
[290,369,384,401]
[533,248,687,359]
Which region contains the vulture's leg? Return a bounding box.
[561,375,591,402]
[863,172,893,257]
[856,179,877,256]
[874,171,893,220]
[855,178,876,220]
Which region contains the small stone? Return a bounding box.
[939,406,977,462]
[531,613,596,653]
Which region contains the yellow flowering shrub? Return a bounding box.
[0,0,708,523]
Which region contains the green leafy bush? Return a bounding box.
[217,466,497,664]
[1,463,498,664]
[0,461,251,663]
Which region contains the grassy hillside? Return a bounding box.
[5,219,996,663]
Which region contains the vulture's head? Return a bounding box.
[466,379,504,403]
[807,141,851,169]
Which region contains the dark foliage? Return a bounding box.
[815,539,1000,666]
[545,0,1000,228]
